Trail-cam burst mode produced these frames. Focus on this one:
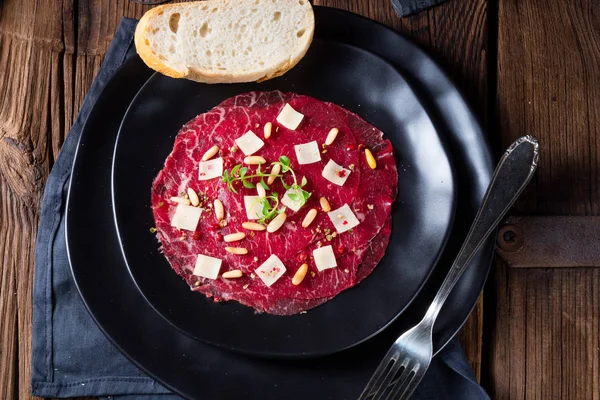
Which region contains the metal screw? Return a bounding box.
[497,224,524,252]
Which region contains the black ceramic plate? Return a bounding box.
[67,8,494,400]
[112,39,456,357]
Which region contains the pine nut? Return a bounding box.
[214,199,225,221]
[242,221,266,231]
[325,128,339,146]
[225,247,248,255]
[302,208,318,228]
[264,122,272,139]
[257,184,266,198]
[170,196,191,205]
[202,145,220,161]
[222,270,243,279]
[224,232,246,242]
[365,148,376,169]
[187,188,200,206]
[319,197,331,212]
[267,212,287,233]
[268,163,281,185]
[292,263,308,285]
[244,156,266,165]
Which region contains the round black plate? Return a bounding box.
[67,7,494,400]
[112,39,456,357]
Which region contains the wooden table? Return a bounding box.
[1,0,598,398]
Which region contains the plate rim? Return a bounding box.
[109,46,458,358]
[65,7,494,399]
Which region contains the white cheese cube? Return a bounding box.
[170,204,202,231]
[198,157,224,180]
[235,130,264,156]
[276,103,304,130]
[255,254,286,287]
[193,254,222,279]
[322,159,351,186]
[281,188,305,212]
[294,141,322,165]
[313,245,337,271]
[244,195,265,220]
[328,204,360,233]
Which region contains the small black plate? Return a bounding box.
[112,39,456,357]
[67,7,494,399]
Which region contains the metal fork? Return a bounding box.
[359,136,540,400]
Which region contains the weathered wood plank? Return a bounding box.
[0,181,19,400]
[0,0,72,398]
[458,296,484,381]
[490,0,600,398]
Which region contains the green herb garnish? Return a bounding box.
[222,155,312,213]
[222,163,271,194]
[276,156,311,207]
[255,192,282,225]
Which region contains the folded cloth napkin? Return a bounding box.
[391,0,448,16]
[31,17,489,400]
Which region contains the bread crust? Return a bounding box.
[134,5,188,79]
[134,0,314,84]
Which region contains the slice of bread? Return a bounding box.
[134,0,314,84]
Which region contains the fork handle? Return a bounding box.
[423,136,539,324]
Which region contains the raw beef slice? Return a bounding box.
[151,91,398,315]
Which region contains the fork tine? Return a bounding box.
[358,348,401,400]
[397,367,425,400]
[387,362,420,400]
[368,357,409,400]
[380,365,410,400]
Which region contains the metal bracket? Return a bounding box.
[496,216,600,268]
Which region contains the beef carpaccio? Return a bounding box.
[151,91,398,315]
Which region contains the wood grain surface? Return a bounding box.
[1,0,595,399]
[487,0,600,399]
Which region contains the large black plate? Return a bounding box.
[66,7,494,400]
[112,37,456,357]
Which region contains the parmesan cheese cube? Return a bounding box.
[255,254,286,287]
[244,195,265,220]
[193,254,222,280]
[198,157,224,180]
[294,141,321,165]
[313,245,337,271]
[235,130,265,156]
[328,204,360,233]
[322,159,351,186]
[170,204,202,231]
[281,188,305,212]
[276,103,304,130]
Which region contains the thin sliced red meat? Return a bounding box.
[153,96,359,275]
[151,91,397,315]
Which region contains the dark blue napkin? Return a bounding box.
[31,17,488,400]
[392,0,448,16]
